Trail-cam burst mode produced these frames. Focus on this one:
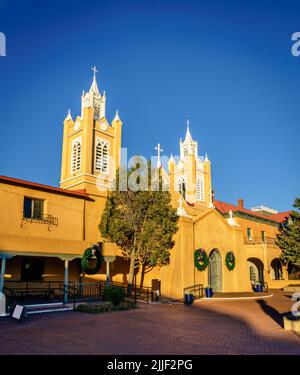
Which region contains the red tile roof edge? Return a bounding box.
[213,199,290,224]
[0,175,93,201]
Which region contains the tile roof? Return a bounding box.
[0,175,93,200]
[213,200,290,224]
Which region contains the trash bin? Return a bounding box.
[184,293,194,305]
[255,284,263,293]
[205,287,213,298]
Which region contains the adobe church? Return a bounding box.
[0,70,291,300]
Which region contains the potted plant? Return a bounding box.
[205,286,213,298]
[184,292,194,305]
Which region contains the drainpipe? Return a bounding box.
[0,257,6,293]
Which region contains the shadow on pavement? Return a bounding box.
[256,299,286,328]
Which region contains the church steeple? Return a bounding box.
[81,66,106,120]
[60,68,122,195]
[168,120,212,207]
[89,67,100,95]
[180,120,198,160]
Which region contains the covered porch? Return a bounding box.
[0,249,117,311]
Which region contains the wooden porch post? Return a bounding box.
[106,261,110,287]
[64,260,69,304]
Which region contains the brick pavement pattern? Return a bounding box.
[0,290,299,355]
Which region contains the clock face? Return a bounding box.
[100,122,108,131]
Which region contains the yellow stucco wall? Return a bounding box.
[0,76,292,299]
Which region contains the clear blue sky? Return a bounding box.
[0,0,299,212]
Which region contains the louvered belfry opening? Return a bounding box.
[95,139,109,174]
[71,140,81,174]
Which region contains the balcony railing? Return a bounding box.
[22,211,58,226]
[244,237,277,246]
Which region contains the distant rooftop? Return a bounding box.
[251,205,278,215]
[214,199,290,224]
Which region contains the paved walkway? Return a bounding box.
[0,290,299,355]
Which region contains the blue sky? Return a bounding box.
[0,0,299,212]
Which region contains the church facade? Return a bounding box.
[0,72,291,300]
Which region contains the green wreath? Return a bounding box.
[225,251,235,271]
[81,245,102,275]
[194,249,209,271]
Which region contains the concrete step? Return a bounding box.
[23,302,73,315]
[27,307,73,315]
[24,302,64,309]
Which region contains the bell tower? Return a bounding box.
[168,121,212,207]
[60,68,122,196]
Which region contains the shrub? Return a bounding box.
[289,271,300,280]
[75,302,113,314]
[117,302,136,311]
[75,301,136,314]
[102,285,125,306]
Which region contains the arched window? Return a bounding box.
[71,137,82,174]
[177,176,186,199]
[95,138,109,174]
[196,176,205,201]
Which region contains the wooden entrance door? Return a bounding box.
[209,250,222,292]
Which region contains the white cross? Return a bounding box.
[155,143,164,168]
[91,66,98,79]
[186,119,190,127]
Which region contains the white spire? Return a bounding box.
[177,197,190,217]
[81,66,106,119]
[90,66,100,95]
[227,210,240,227]
[205,153,209,162]
[208,190,215,209]
[66,109,72,121]
[180,119,198,159]
[169,153,175,163]
[113,109,120,122]
[184,119,193,143]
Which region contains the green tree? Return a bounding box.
[99,160,179,287]
[276,198,300,275]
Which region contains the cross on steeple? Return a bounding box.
[186,119,190,128]
[155,143,164,168]
[91,66,98,80]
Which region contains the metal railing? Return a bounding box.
[183,284,204,299]
[244,237,277,246]
[3,280,153,310]
[4,280,66,298]
[22,210,58,226]
[110,281,153,303]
